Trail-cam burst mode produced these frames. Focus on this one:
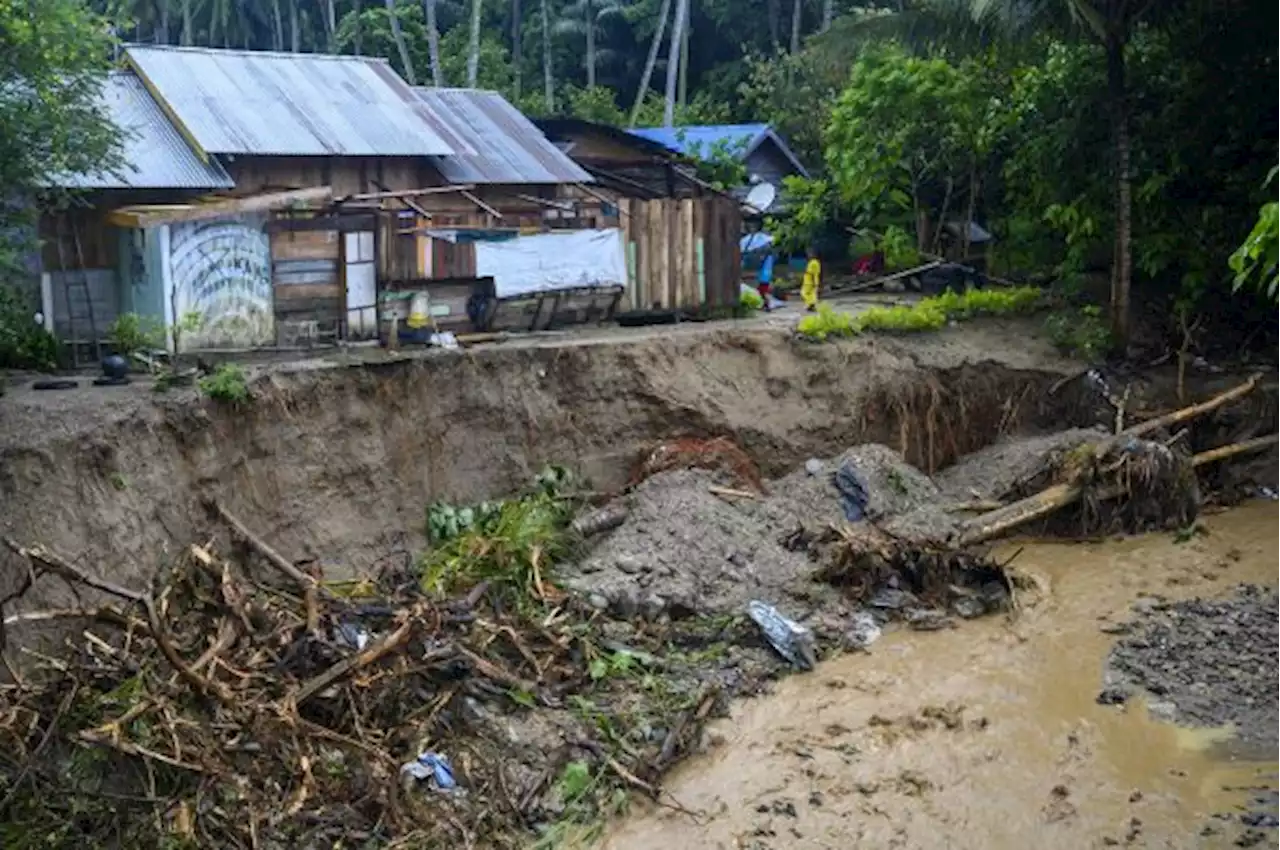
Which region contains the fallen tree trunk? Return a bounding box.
[958,431,1277,546]
[956,375,1266,546]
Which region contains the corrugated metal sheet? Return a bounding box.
[630,123,809,178]
[415,88,593,185]
[59,72,234,190]
[125,45,456,157]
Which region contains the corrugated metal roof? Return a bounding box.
[125,45,456,157]
[630,124,809,177]
[58,71,234,190]
[414,88,592,185]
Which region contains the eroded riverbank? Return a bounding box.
[605,500,1279,850]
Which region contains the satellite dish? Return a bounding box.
[744,182,777,213]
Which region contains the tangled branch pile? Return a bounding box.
[0,497,726,849]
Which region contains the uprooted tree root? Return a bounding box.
[856,367,1071,475]
[0,510,730,849]
[958,374,1276,545]
[786,523,1020,619]
[629,436,764,492]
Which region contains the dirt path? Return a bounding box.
[604,500,1279,850]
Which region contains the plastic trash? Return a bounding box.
[834,462,870,522]
[334,621,370,651]
[747,600,817,670]
[1258,486,1278,501]
[430,331,459,349]
[845,611,881,649]
[400,751,458,791]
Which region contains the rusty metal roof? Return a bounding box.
[124,45,456,157]
[414,88,592,185]
[58,71,234,190]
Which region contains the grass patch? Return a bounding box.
[198,363,250,405]
[419,466,577,606]
[797,285,1045,341]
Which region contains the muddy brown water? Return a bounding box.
[605,501,1279,850]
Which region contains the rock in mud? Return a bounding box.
[952,595,987,619]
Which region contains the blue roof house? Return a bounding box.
[629,124,809,190]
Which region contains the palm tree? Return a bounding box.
[541,0,554,110]
[466,0,483,86]
[555,0,623,89]
[663,0,689,125]
[789,0,802,52]
[630,0,672,126]
[421,0,445,84]
[821,0,834,31]
[969,0,1148,346]
[384,0,418,83]
[512,0,523,96]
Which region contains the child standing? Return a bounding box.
[756,252,776,311]
[801,247,822,311]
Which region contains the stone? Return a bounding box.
[643,593,667,620]
[615,555,645,574]
[952,596,987,619]
[804,458,824,476]
[587,593,610,611]
[611,587,640,619]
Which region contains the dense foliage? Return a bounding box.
[0,0,1271,368]
[0,0,122,368]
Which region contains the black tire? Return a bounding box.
[31,379,79,391]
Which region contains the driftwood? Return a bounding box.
[957,375,1270,545]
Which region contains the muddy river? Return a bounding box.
[605,501,1278,850]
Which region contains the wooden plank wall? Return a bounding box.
[620,195,741,311]
[270,227,342,327]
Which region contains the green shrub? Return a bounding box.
[880,225,921,270]
[797,285,1045,341]
[0,285,60,369]
[198,363,249,405]
[797,304,859,340]
[1044,304,1111,360]
[739,287,764,312]
[106,313,164,358]
[856,301,948,332]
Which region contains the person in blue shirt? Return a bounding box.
[757,252,776,312]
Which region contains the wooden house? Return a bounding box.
[535,118,744,313]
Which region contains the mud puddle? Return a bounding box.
[605,500,1279,850]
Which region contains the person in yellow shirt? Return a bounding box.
[801,247,822,311]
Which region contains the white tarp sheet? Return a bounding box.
[475,229,627,298]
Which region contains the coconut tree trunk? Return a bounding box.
[385,0,417,83]
[467,0,483,86]
[821,0,833,31]
[324,0,337,51]
[424,0,444,85]
[289,0,301,51]
[585,0,596,88]
[270,0,284,48]
[512,0,523,97]
[158,0,170,43]
[663,0,690,125]
[789,0,801,53]
[766,0,780,50]
[181,0,192,44]
[541,0,554,111]
[677,0,688,108]
[1106,34,1131,349]
[353,0,363,53]
[629,0,671,126]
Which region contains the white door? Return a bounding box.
[344,231,376,339]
